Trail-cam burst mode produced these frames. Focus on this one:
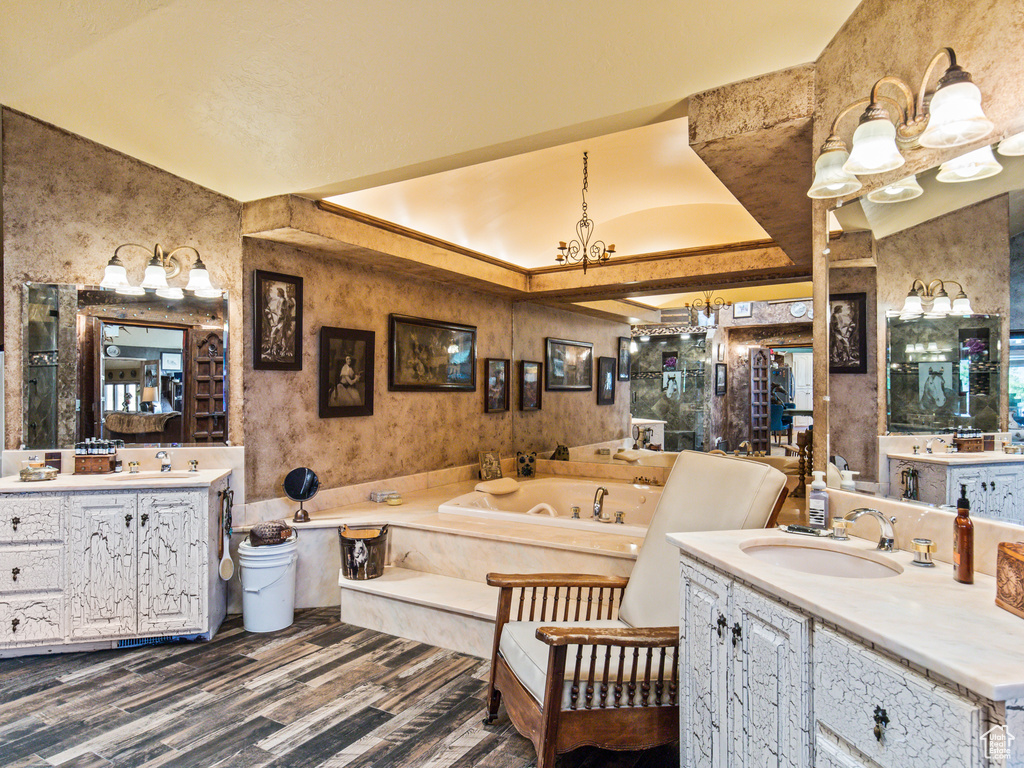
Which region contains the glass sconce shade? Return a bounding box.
[807,147,862,198]
[185,258,221,297]
[140,256,170,290]
[156,287,184,300]
[844,118,905,175]
[116,285,146,296]
[936,145,1003,183]
[919,80,993,149]
[931,294,952,314]
[998,130,1024,156]
[900,292,924,317]
[866,175,924,204]
[951,294,973,314]
[100,257,130,290]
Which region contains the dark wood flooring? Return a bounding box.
[0,609,678,767]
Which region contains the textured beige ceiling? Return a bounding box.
[1,0,861,202]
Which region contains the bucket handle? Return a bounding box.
[239,554,297,594]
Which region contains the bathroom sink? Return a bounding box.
[109,471,200,480]
[740,539,903,579]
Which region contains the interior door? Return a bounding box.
[791,352,813,431]
[749,347,771,453]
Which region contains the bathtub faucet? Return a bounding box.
[593,487,609,520]
[737,441,752,456]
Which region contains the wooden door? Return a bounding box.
[186,329,227,443]
[138,491,204,634]
[749,347,771,453]
[791,352,814,431]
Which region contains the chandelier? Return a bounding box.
[555,152,616,273]
[684,289,731,324]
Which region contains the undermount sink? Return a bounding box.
[110,471,199,480]
[741,539,903,579]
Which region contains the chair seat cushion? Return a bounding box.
[499,620,675,711]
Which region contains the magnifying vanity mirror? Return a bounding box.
[22,283,228,450]
[283,466,320,523]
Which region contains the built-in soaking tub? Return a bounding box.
[437,478,662,537]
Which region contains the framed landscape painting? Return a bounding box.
[545,338,593,391]
[253,270,302,370]
[388,314,476,391]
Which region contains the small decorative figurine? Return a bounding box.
[550,444,570,461]
[516,451,537,477]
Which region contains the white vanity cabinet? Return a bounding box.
[887,454,1024,524]
[680,556,812,767]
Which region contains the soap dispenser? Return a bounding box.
[808,470,830,530]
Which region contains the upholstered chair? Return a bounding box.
[485,450,788,767]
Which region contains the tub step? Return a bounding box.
[338,566,498,658]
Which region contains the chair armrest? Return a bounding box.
[535,626,678,648]
[486,573,629,589]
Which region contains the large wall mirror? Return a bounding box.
[23,284,229,449]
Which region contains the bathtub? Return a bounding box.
[437,478,662,537]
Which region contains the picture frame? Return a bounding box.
[597,356,616,405]
[253,270,303,371]
[733,301,752,319]
[717,342,725,362]
[160,352,182,372]
[545,337,593,391]
[484,358,510,413]
[519,360,542,411]
[319,326,374,418]
[617,336,631,381]
[715,363,728,395]
[478,450,503,481]
[388,314,477,391]
[828,292,868,374]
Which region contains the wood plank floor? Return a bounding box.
[0,609,679,767]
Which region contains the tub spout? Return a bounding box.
[593,487,609,519]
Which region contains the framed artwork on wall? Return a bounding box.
[828,292,867,374]
[519,360,542,411]
[733,301,752,319]
[319,326,374,418]
[597,356,616,405]
[715,363,727,395]
[160,352,182,372]
[388,314,477,391]
[545,337,593,391]
[484,358,510,413]
[253,270,303,370]
[617,337,631,381]
[479,450,503,481]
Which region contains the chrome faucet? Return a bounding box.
[593,487,609,520]
[155,451,171,472]
[844,508,898,552]
[926,437,947,454]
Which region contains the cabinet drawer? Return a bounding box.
[0,496,64,543]
[0,596,64,644]
[813,626,985,768]
[0,546,64,594]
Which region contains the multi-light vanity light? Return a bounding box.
[808,47,1024,203]
[898,278,974,320]
[100,243,221,299]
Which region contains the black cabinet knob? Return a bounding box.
[716,613,727,640]
[11,567,19,582]
[731,622,743,647]
[140,513,149,526]
[125,514,133,527]
[11,618,19,633]
[11,517,19,531]
[873,705,889,742]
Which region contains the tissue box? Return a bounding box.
[369,490,397,503]
[996,542,1024,620]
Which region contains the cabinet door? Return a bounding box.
[947,467,986,516]
[679,557,731,768]
[730,582,812,768]
[68,492,138,639]
[980,466,1021,523]
[138,491,204,635]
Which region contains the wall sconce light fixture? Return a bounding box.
[100,243,221,299]
[809,47,994,200]
[898,278,974,319]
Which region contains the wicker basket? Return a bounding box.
[249,520,294,546]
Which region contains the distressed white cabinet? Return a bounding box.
[680,556,812,768]
[887,456,1024,524]
[138,491,204,634]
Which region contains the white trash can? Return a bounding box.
[238,535,298,633]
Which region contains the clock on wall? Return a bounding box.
[790,302,807,318]
[105,344,120,357]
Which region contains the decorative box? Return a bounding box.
[996,542,1024,620]
[953,437,984,453]
[369,489,397,503]
[75,455,115,474]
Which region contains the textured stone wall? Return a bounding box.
[1011,232,1024,330]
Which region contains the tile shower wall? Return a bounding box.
[630,335,708,451]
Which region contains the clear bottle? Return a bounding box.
[807,470,830,529]
[954,483,974,584]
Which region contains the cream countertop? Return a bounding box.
[887,450,1024,465]
[668,527,1024,702]
[0,468,232,492]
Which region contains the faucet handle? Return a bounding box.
[188,459,199,472]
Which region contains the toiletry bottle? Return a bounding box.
[807,470,830,529]
[954,484,974,583]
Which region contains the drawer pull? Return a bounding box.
[125,514,133,527]
[141,513,149,527]
[873,705,889,742]
[716,613,727,640]
[11,516,20,531]
[731,622,742,647]
[982,481,988,491]
[11,618,19,633]
[11,567,20,582]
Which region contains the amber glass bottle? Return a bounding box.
[953,483,974,584]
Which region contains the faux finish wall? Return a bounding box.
[242,239,629,502]
[1,108,245,448]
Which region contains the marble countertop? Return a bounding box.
[887,451,1024,465]
[668,527,1024,702]
[0,468,231,492]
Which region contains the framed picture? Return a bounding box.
[717,342,725,362]
[733,301,752,319]
[519,360,542,411]
[617,337,631,381]
[160,352,182,372]
[484,358,510,413]
[715,363,727,395]
[479,450,503,481]
[828,292,867,374]
[597,357,616,405]
[253,270,302,371]
[545,337,593,391]
[319,326,374,418]
[388,314,476,391]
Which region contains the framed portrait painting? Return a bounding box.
[597,357,616,405]
[253,270,302,370]
[617,336,631,381]
[545,338,593,391]
[829,293,867,374]
[388,314,477,391]
[319,326,374,418]
[484,358,510,413]
[715,363,727,395]
[519,360,542,411]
